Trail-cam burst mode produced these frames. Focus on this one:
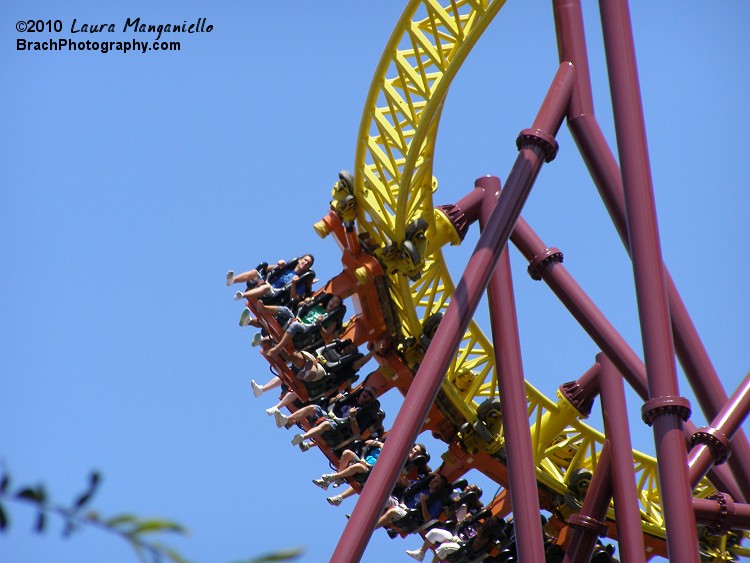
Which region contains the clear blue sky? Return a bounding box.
[2,1,748,562]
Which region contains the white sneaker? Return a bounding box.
[312,477,329,490]
[233,291,244,301]
[239,308,252,327]
[226,270,234,286]
[291,434,304,446]
[251,332,262,347]
[405,549,425,561]
[265,406,279,416]
[250,380,264,398]
[315,474,336,490]
[327,495,343,506]
[274,410,288,428]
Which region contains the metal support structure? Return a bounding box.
[324,1,749,560]
[566,76,750,505]
[689,371,750,487]
[480,177,545,561]
[599,1,699,559]
[563,440,613,563]
[510,211,742,501]
[331,62,575,563]
[694,497,750,532]
[598,354,647,562]
[557,0,750,500]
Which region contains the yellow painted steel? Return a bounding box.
[347,0,744,558]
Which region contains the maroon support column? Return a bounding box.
[694,496,750,531]
[689,371,750,487]
[599,1,699,560]
[557,0,750,499]
[330,63,575,562]
[509,215,743,501]
[480,178,545,561]
[563,440,613,563]
[598,354,647,562]
[568,114,750,500]
[511,217,646,399]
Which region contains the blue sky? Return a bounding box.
[2,1,748,562]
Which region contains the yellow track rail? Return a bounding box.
[348,1,747,560]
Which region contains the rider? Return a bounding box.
[229,254,315,304]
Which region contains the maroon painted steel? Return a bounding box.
[598,354,647,562]
[326,1,748,560]
[483,154,744,504]
[556,0,750,500]
[435,187,486,243]
[331,63,575,563]
[599,1,699,559]
[480,177,546,562]
[694,496,750,532]
[559,362,601,418]
[568,107,750,502]
[511,217,645,398]
[510,212,743,500]
[552,0,594,119]
[557,0,750,500]
[563,440,613,563]
[689,371,750,487]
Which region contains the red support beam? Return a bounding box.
[510,211,743,501]
[481,177,546,561]
[556,0,750,499]
[689,371,750,487]
[562,440,613,563]
[599,0,699,559]
[598,354,647,562]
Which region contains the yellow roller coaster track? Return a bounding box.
[346,0,749,560]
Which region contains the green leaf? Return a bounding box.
[0,502,8,531]
[105,514,140,527]
[131,519,187,536]
[148,542,190,563]
[240,547,305,562]
[0,473,9,494]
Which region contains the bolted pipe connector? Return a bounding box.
[690,427,732,465]
[704,492,736,537]
[641,395,691,426]
[558,379,595,417]
[527,247,563,280]
[516,127,559,162]
[568,513,609,536]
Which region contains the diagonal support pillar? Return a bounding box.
[330,62,575,563]
[689,371,750,488]
[567,95,750,503]
[510,214,742,500]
